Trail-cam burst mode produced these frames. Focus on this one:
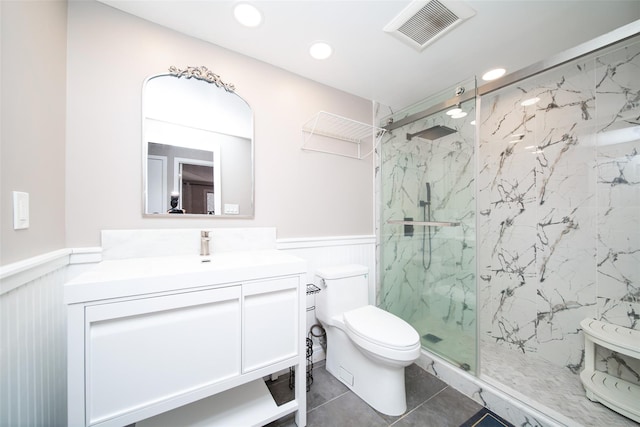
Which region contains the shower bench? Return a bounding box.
[580,318,640,422]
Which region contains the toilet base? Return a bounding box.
[324,326,408,416]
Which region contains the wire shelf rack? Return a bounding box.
[302,111,387,160]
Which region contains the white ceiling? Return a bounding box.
[98,0,640,110]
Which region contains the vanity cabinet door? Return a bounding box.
[85,286,241,426]
[242,277,299,372]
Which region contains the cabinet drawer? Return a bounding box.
[85,286,241,425]
[243,277,299,373]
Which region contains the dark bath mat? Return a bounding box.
[422,333,442,343]
[459,407,513,427]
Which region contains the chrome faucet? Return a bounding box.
[200,231,210,256]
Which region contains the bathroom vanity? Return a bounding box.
[65,250,307,427]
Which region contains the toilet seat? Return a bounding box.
[342,305,420,361]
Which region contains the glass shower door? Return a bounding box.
[379,84,477,372]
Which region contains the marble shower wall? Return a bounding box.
[378,96,477,369]
[478,38,640,383]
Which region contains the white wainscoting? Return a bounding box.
[277,235,376,298]
[278,235,376,361]
[0,235,374,426]
[1,263,69,427]
[0,247,101,427]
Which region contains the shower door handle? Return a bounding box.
[387,219,461,227]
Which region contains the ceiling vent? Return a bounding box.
[384,0,475,51]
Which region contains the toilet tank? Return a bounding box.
[316,264,369,323]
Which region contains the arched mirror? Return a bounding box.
[143,66,254,217]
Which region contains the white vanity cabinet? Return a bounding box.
[65,251,307,427]
[243,277,299,373]
[84,286,242,425]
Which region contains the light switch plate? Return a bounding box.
[13,191,29,230]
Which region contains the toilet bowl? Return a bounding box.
[315,265,421,416]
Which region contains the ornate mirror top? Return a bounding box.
[168,65,235,92]
[143,65,253,217]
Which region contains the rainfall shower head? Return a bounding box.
[407,125,457,141]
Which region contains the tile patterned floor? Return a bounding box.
[480,340,638,427]
[266,362,498,427]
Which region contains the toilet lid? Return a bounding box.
[343,305,419,351]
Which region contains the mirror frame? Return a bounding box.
[142,66,255,218]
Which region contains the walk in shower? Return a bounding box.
[377,26,640,426]
[379,78,478,373]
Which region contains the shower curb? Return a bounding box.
[416,350,576,427]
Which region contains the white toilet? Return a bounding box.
[315,264,421,416]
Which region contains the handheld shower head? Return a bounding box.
[426,182,431,205]
[420,182,431,207]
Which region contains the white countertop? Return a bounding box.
[64,250,307,304]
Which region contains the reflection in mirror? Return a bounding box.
[143,66,254,217]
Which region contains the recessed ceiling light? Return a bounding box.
[482,68,506,81]
[451,111,468,119]
[521,97,540,107]
[309,41,333,60]
[234,3,262,27]
[446,107,462,116]
[470,120,476,126]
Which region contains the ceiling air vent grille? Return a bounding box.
[384,0,475,51]
[397,0,458,45]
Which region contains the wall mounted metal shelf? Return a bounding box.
[302,111,387,160]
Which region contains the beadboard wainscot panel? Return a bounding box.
[0,247,101,427]
[277,235,376,361]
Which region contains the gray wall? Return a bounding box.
[0,1,68,265]
[65,1,374,248]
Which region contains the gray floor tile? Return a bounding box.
[307,391,388,427]
[377,363,449,424]
[306,365,350,410]
[266,363,350,411]
[267,362,485,427]
[404,363,448,406]
[391,387,483,427]
[265,413,297,427]
[266,375,295,406]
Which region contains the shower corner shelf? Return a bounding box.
[301,111,387,160]
[580,318,640,423]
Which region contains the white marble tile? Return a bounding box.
[418,350,565,427]
[595,342,640,386]
[479,340,638,427]
[101,227,276,260]
[379,102,477,372]
[379,36,640,426]
[478,34,640,379]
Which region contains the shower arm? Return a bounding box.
[387,219,461,227]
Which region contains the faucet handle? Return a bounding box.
[200,230,211,257]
